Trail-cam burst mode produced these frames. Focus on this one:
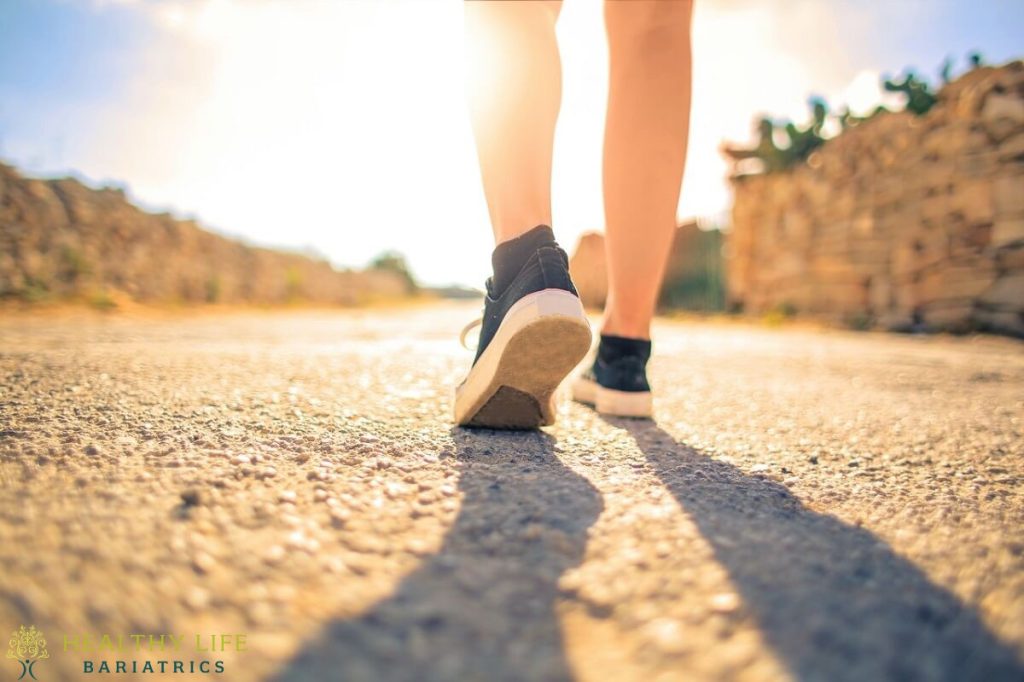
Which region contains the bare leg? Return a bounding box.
[602,0,693,339]
[465,0,562,245]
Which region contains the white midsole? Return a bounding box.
[454,289,590,422]
[572,375,653,418]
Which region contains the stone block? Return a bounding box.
[991,217,1024,249]
[873,177,909,207]
[980,92,1024,143]
[919,258,997,303]
[878,310,916,331]
[949,179,994,225]
[920,161,956,191]
[892,243,919,277]
[998,130,1024,160]
[974,309,1024,337]
[994,175,1024,217]
[810,281,867,314]
[914,227,952,271]
[920,300,975,331]
[921,195,950,224]
[979,272,1024,310]
[921,296,974,323]
[995,243,1024,271]
[868,275,893,312]
[956,151,1002,178]
[950,222,992,256]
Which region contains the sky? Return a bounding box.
[1,0,1022,287]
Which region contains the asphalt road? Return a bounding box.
[1,303,1023,681]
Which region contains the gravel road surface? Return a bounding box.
[1,304,1023,681]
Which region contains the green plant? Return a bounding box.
[764,301,798,326]
[87,290,118,311]
[58,246,92,284]
[285,267,303,302]
[19,277,51,303]
[724,54,980,173]
[205,276,221,303]
[883,71,937,116]
[722,98,829,173]
[844,312,874,331]
[369,250,419,294]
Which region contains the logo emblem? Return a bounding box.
[7,626,49,681]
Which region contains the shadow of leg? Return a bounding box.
[607,417,1024,682]
[271,428,602,682]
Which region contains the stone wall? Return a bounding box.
[727,61,1024,335]
[0,163,407,305]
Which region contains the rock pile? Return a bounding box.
[728,61,1024,335]
[0,163,407,306]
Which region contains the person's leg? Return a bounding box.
[456,0,591,429]
[601,0,693,339]
[572,1,692,417]
[464,0,562,244]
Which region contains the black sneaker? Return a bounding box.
[454,233,591,429]
[572,335,653,418]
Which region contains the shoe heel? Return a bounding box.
[455,289,591,428]
[595,387,653,419]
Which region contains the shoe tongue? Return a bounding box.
[598,334,652,364]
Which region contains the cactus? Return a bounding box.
[721,117,788,173]
[883,71,937,116]
[940,56,953,85]
[723,56,962,175]
[722,98,829,173]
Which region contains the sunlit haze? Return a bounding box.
[1,0,1021,286]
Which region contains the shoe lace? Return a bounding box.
[459,317,482,351]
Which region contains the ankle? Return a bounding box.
[600,317,651,341]
[491,225,557,294]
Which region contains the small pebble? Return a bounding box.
[710,592,740,613]
[329,508,351,527]
[184,586,210,611]
[192,552,216,574]
[264,545,286,565]
[645,618,687,655]
[247,601,274,626]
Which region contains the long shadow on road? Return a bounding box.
[272,428,602,682]
[609,417,1024,682]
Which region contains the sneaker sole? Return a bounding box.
[454,289,591,429]
[571,375,653,419]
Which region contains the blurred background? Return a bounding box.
[1,0,1022,331]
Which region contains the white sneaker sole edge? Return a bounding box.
[571,375,653,418]
[454,289,592,428]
